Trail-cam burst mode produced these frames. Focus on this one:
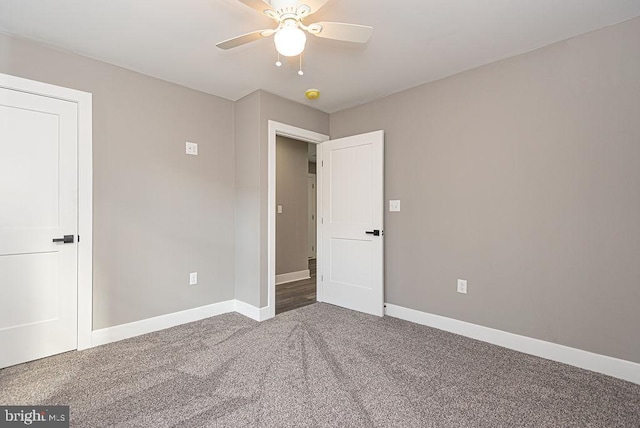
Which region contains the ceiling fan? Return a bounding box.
[216,0,373,59]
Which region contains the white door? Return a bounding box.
[308,175,317,258]
[0,87,78,368]
[320,130,384,316]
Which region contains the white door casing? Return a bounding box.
[268,121,329,320]
[0,73,92,365]
[321,131,384,316]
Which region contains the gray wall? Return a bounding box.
[234,92,261,306]
[0,33,236,329]
[233,90,328,307]
[276,136,309,275]
[330,17,640,363]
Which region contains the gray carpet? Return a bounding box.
[1,303,639,427]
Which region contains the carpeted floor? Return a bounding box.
[1,303,639,427]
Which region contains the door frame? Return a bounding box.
[0,73,93,350]
[267,121,329,319]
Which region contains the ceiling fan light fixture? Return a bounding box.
[274,25,306,57]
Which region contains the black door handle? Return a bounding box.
[365,230,381,236]
[53,235,75,244]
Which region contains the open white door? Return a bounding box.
[320,130,384,316]
[0,87,78,368]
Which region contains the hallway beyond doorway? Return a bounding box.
[276,259,316,315]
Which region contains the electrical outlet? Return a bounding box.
[457,279,467,294]
[189,272,198,285]
[389,200,401,212]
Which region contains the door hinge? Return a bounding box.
[312,214,314,220]
[321,217,324,224]
[322,161,324,167]
[78,235,80,243]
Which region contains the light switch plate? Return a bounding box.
[389,200,401,212]
[277,205,283,214]
[189,272,198,285]
[186,141,198,156]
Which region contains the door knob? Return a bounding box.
[365,230,381,236]
[52,235,75,244]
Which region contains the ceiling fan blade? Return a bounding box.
[216,30,271,50]
[311,22,373,43]
[298,0,329,15]
[236,0,273,13]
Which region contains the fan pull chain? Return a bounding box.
[298,54,304,76]
[275,52,282,67]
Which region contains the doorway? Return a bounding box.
[274,137,318,314]
[267,122,385,319]
[267,121,329,319]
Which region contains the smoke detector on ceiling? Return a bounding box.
[305,88,320,100]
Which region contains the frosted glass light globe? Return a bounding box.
[274,26,306,57]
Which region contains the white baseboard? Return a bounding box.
[276,269,310,285]
[91,300,236,347]
[90,299,275,348]
[384,303,640,385]
[234,300,271,321]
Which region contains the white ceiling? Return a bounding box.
[1,0,639,113]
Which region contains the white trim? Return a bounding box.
[0,73,93,351]
[76,86,93,350]
[384,303,640,385]
[267,121,329,320]
[91,300,236,347]
[276,269,310,285]
[91,299,274,347]
[234,300,270,322]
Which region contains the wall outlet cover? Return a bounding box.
[389,200,401,212]
[189,272,198,285]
